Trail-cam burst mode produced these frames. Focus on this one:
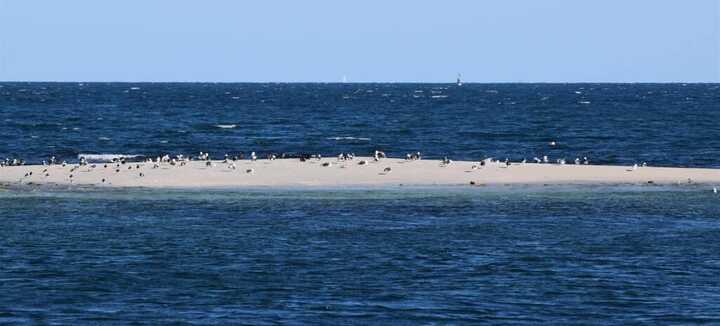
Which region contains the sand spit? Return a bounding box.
[1,158,719,189]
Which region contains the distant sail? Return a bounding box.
[456,73,463,86]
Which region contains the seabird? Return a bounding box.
[246,168,254,174]
[358,160,368,165]
[383,167,392,173]
[322,162,332,167]
[374,150,385,161]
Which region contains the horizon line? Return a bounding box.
[1,80,718,84]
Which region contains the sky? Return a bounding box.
[0,0,718,82]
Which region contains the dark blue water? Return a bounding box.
[1,187,720,324]
[1,83,719,166]
[2,83,720,324]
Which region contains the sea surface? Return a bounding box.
[0,83,719,166]
[1,83,720,324]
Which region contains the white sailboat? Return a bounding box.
[456,73,463,86]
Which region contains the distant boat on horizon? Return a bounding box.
[456,73,463,86]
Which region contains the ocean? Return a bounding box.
[1,83,719,324]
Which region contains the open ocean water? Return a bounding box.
[1,83,720,324]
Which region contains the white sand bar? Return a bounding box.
[1,158,719,188]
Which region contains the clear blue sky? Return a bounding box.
[0,0,718,82]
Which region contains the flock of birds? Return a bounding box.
[1,141,718,192]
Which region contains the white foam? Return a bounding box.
[78,154,141,162]
[327,136,371,141]
[215,124,237,129]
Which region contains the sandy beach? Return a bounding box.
[1,158,719,188]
